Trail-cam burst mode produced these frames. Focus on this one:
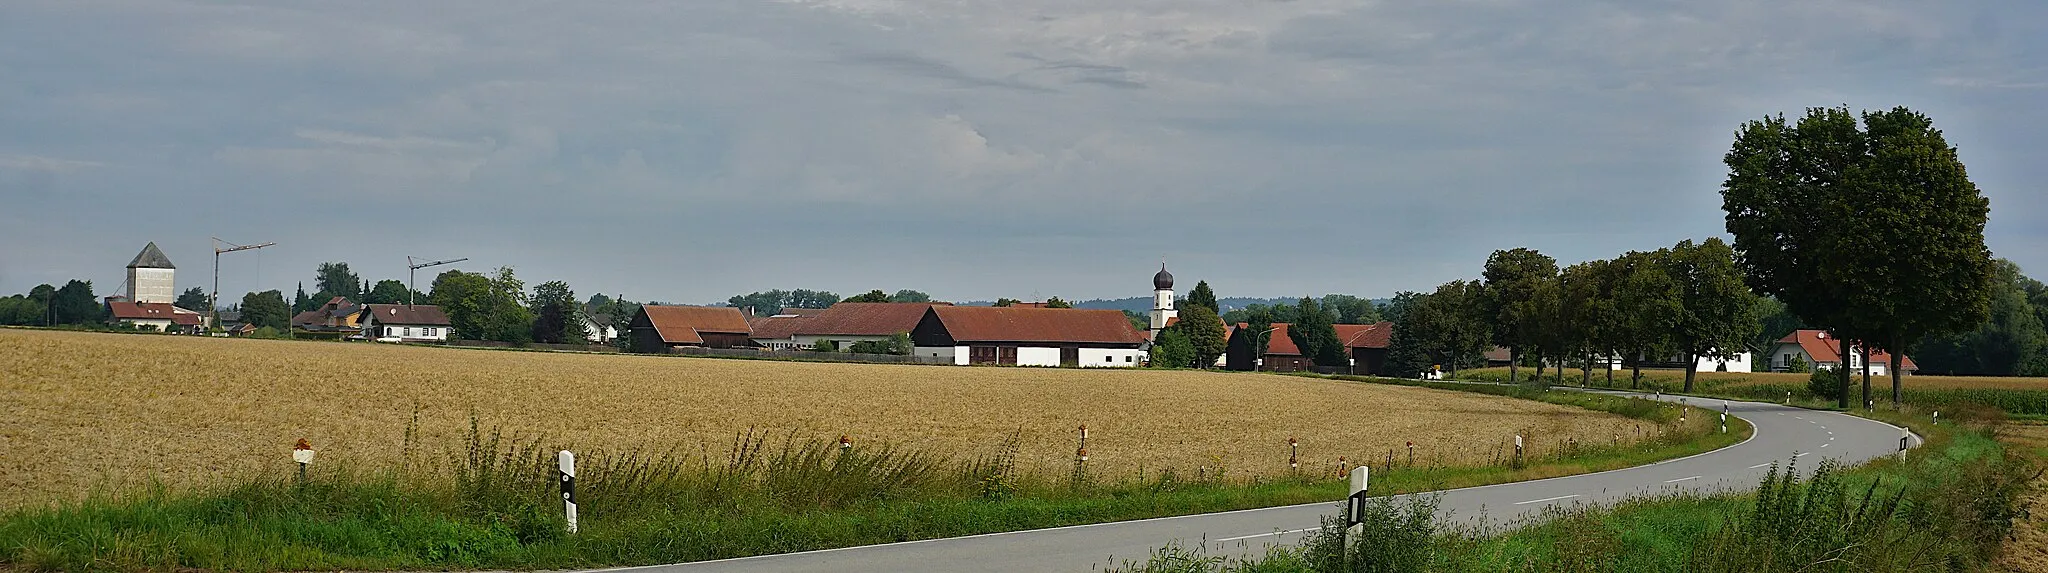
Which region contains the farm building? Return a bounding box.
[1225,322,1393,374]
[750,302,946,351]
[356,304,452,343]
[108,301,204,333]
[1767,329,1916,376]
[292,297,363,334]
[911,306,1146,367]
[582,313,619,345]
[631,305,754,352]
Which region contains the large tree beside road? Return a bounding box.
[1481,248,1558,383]
[1722,106,1994,407]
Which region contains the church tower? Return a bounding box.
[126,242,177,304]
[1148,263,1177,341]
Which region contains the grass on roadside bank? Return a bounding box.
[1109,408,2040,573]
[0,388,1743,573]
[1458,366,2048,418]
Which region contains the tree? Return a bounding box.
[28,284,56,326]
[51,280,101,325]
[1044,297,1073,309]
[1751,297,1804,361]
[239,290,290,330]
[1663,239,1761,392]
[1481,248,1558,383]
[1177,304,1228,368]
[994,298,1022,307]
[173,287,211,312]
[1723,106,1994,407]
[1381,293,1434,378]
[429,268,533,343]
[529,280,585,344]
[1612,251,1682,388]
[1558,261,1620,386]
[1423,281,1491,378]
[890,290,932,303]
[1322,294,1382,324]
[315,262,362,301]
[1186,281,1219,314]
[293,283,313,313]
[1915,260,2048,376]
[726,289,841,315]
[364,280,411,305]
[847,290,892,303]
[1149,328,1196,368]
[1287,297,1347,368]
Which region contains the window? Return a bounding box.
[404,327,415,337]
[1125,356,1134,362]
[385,327,394,336]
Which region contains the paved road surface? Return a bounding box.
[595,388,1916,573]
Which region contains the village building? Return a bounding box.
[356,304,453,342]
[292,296,364,335]
[124,242,178,304]
[108,301,204,333]
[630,305,754,352]
[1225,322,1393,374]
[582,313,620,345]
[911,306,1147,367]
[1768,329,1917,376]
[1148,264,1177,342]
[748,302,946,351]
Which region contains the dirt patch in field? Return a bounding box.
[1999,423,2048,573]
[0,329,1653,508]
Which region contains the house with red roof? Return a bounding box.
[748,302,949,351]
[1225,322,1393,374]
[910,306,1147,367]
[1766,329,1917,376]
[630,305,754,352]
[108,301,205,334]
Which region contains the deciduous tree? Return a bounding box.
[1662,238,1761,392]
[239,290,290,331]
[1176,304,1228,368]
[364,280,411,305]
[315,262,362,301]
[1481,248,1558,383]
[847,290,892,303]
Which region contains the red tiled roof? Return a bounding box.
[1775,330,1917,370]
[798,302,940,336]
[109,302,203,326]
[927,306,1146,345]
[777,308,828,318]
[641,305,750,345]
[1256,322,1392,356]
[747,314,813,340]
[358,304,452,326]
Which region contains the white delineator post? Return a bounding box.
[1344,465,1370,557]
[1933,411,1939,425]
[1720,412,1728,433]
[1898,427,1910,461]
[1513,434,1524,465]
[559,450,578,534]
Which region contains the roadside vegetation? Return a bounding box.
[0,383,1744,572]
[1108,408,2039,573]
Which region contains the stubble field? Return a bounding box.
[0,329,1650,509]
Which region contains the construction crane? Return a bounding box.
[211,237,276,330]
[407,256,468,306]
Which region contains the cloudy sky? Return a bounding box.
[2,0,2043,305]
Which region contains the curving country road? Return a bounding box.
[595,388,1917,573]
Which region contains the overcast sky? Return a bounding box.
[2,1,2043,305]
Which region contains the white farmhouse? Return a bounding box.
[355,304,453,343]
[911,306,1147,367]
[1767,329,1917,376]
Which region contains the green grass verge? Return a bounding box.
[0,381,1747,573]
[1110,409,2036,573]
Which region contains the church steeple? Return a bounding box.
[1148,261,1178,341]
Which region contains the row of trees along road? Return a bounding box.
[1722,106,1995,408]
[1384,240,1759,391]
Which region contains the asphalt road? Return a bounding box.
[594,388,1917,573]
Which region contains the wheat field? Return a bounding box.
[0,329,1651,508]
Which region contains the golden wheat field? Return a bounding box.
[0,329,1653,508]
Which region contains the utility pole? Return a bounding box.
[211,237,275,332]
[407,256,468,306]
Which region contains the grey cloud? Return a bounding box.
[839,52,1057,93]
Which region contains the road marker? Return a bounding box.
[1513,494,1579,505]
[1664,476,1700,483]
[559,450,578,534]
[1747,462,1771,469]
[1214,527,1319,544]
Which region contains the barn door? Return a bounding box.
[998,346,1018,365]
[970,346,997,365]
[1060,347,1079,367]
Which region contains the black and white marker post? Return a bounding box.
[1343,465,1370,561]
[1899,427,1910,461]
[558,450,578,534]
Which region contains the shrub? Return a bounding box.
[1807,368,1842,401]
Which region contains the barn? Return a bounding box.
[631,305,754,352]
[910,306,1146,367]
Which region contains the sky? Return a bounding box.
[2,0,2044,306]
